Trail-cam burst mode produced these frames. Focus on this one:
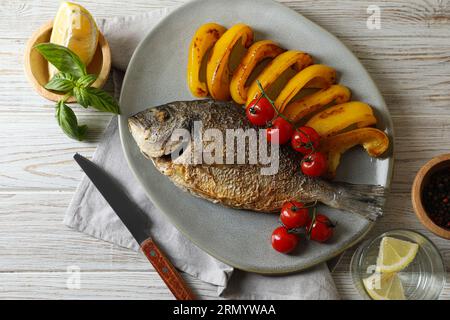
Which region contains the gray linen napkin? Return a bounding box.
[64,8,339,300]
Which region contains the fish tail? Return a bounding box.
[327,182,387,221]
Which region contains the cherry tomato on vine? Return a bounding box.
[291,126,320,155]
[271,226,299,253]
[246,97,275,126]
[301,151,327,177]
[307,214,335,243]
[280,201,311,229]
[266,117,294,145]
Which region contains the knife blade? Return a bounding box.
[74,153,196,300]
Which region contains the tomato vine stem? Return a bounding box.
[255,80,316,154]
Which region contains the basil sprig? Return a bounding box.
[35,43,86,78]
[35,43,120,141]
[45,72,76,92]
[56,100,88,141]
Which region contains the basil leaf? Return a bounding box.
[55,101,87,141]
[76,74,97,88]
[73,86,90,108]
[76,87,120,114]
[35,43,87,78]
[45,72,76,92]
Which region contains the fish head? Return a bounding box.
[128,104,191,158]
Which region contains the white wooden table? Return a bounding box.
[1,0,449,300]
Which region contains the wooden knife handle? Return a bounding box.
[141,238,196,300]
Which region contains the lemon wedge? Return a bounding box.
[363,272,406,300]
[376,236,419,273]
[49,2,99,77]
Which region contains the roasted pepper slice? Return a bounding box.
[274,65,336,113]
[230,40,285,104]
[187,23,226,97]
[305,101,377,137]
[245,50,313,106]
[206,23,254,101]
[283,85,351,123]
[319,128,389,178]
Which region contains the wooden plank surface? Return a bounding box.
[0,0,449,299]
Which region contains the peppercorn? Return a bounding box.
[422,167,450,230]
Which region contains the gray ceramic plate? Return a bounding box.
[119,0,394,274]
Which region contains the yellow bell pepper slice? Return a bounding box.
[305,101,377,138]
[206,23,254,101]
[230,40,285,104]
[245,50,313,106]
[274,64,336,113]
[283,85,351,123]
[319,128,389,178]
[187,23,226,97]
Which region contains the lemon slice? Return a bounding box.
[363,272,406,300]
[49,2,99,77]
[376,236,419,273]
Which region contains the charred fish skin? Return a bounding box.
[129,100,386,221]
[129,100,247,157]
[128,101,197,158]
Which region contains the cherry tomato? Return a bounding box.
[291,126,320,155]
[271,226,299,253]
[301,151,327,177]
[266,117,294,145]
[307,214,335,243]
[280,201,311,229]
[246,97,275,126]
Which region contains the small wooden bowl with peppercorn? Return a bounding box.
[412,153,450,239]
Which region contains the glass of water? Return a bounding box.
[351,229,446,300]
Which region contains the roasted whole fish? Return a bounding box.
[128,99,385,221]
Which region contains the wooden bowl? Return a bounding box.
[24,20,111,103]
[412,153,450,239]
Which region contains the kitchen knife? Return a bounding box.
[73,153,196,300]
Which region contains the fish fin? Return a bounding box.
[333,182,387,221]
